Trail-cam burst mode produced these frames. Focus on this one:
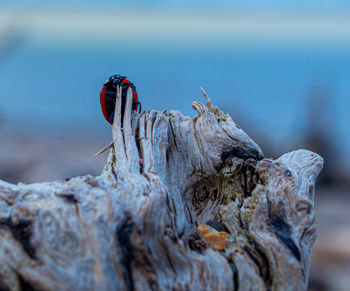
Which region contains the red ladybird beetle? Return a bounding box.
[100,74,141,125]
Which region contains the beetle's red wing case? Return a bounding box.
[100,85,113,124]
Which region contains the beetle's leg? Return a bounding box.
[132,101,141,113]
[138,102,142,113]
[109,112,115,124]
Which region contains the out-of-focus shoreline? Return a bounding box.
[309,187,350,290]
[0,126,110,184]
[1,6,350,48]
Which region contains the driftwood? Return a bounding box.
[0,87,323,291]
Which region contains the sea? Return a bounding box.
[0,17,349,163]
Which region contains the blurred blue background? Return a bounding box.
[0,1,349,289]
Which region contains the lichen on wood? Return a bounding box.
[0,87,323,290]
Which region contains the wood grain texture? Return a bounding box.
[0,87,323,291]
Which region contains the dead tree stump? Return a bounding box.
[0,87,323,291]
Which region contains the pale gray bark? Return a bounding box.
[0,87,323,291]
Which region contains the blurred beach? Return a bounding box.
[0,2,349,290]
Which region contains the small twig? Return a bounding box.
[200,87,216,113]
[94,141,114,156]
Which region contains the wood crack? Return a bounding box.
[0,218,38,261]
[116,215,135,291]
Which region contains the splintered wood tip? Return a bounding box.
[200,87,210,102]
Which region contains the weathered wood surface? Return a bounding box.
[0,87,323,291]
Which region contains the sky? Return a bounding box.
[2,0,350,10]
[1,7,350,50]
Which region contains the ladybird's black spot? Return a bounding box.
[221,147,263,163]
[206,220,230,233]
[116,216,135,291]
[0,218,38,261]
[271,214,301,262]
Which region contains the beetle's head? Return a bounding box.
[103,74,127,89]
